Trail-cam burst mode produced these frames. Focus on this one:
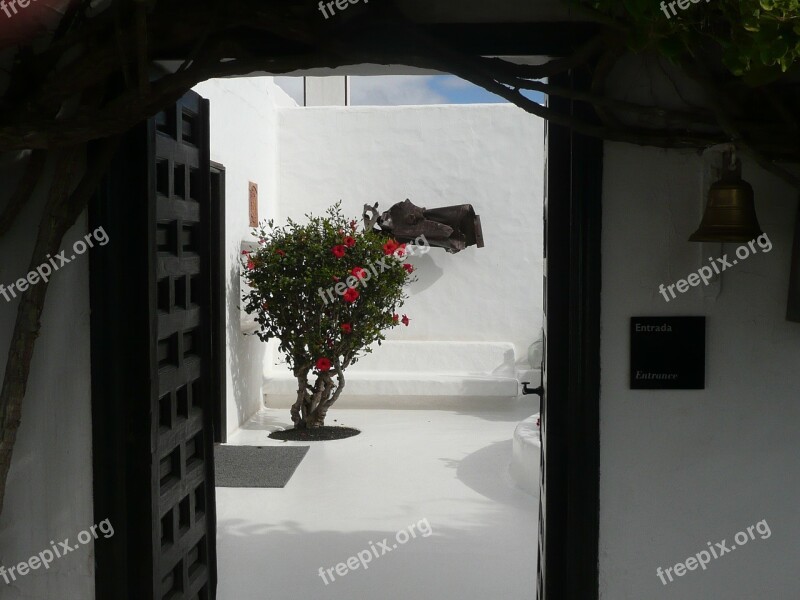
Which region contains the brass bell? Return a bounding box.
[689,152,763,243]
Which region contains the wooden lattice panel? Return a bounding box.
[152,95,216,600]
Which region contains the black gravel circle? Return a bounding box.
[269,426,361,441]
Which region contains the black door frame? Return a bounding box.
[88,23,602,599]
[538,67,602,600]
[209,162,227,444]
[89,121,153,598]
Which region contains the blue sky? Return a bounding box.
[275,75,544,106]
[425,75,544,105]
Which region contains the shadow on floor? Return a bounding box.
[216,518,537,600]
[440,439,536,509]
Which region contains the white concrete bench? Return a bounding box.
[263,340,527,408]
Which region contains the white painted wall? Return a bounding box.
[192,77,297,436]
[276,104,544,367]
[0,157,95,599]
[599,142,800,599]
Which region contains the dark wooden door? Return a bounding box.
[91,90,220,600]
[537,67,602,600]
[151,91,218,600]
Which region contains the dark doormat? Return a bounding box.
[214,444,310,488]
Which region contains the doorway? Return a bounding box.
[89,67,601,600]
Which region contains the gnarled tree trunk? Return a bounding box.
[290,368,346,429]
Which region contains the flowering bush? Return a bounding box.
[242,204,414,429]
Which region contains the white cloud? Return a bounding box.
[437,76,473,90]
[349,76,447,106]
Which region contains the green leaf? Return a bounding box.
[743,17,761,32]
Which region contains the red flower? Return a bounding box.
[258,238,267,245]
[241,250,250,256]
[351,266,367,279]
[316,357,332,372]
[350,219,358,231]
[394,244,407,258]
[343,287,360,303]
[332,245,346,258]
[392,314,399,323]
[247,259,255,270]
[341,323,352,334]
[275,249,286,257]
[401,314,410,326]
[344,236,356,248]
[383,239,399,255]
[403,263,414,273]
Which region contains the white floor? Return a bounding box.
[216,402,539,600]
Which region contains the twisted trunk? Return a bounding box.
[290,368,346,429]
[290,374,307,427]
[310,366,346,428]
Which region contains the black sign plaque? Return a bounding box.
[630,316,705,389]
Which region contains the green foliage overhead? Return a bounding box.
[579,0,800,84]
